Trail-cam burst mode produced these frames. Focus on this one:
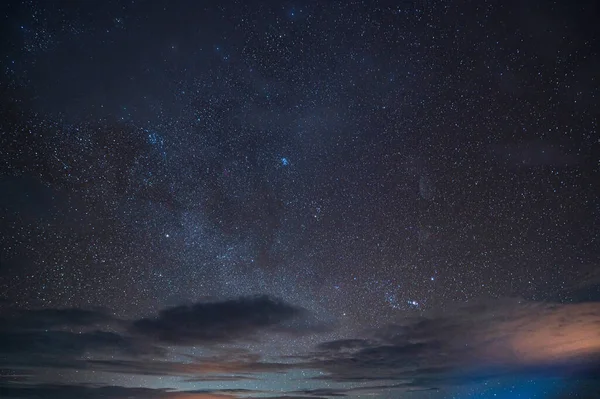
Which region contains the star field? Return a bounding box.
[0,0,599,398]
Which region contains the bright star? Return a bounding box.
[281,157,289,166]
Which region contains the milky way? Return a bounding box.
[0,1,599,398]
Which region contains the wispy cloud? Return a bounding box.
[301,299,600,389]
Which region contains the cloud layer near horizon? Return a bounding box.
[1,295,600,397]
[301,299,600,389]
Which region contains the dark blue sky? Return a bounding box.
[0,0,599,398]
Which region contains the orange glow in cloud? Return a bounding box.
[477,302,600,365]
[506,303,600,363]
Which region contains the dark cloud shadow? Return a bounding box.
[130,295,310,345]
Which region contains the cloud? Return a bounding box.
[315,339,372,352]
[131,295,308,344]
[0,308,114,331]
[2,296,600,396]
[302,299,600,389]
[0,330,162,358]
[293,388,347,397]
[0,296,307,381]
[85,356,294,377]
[293,384,440,397]
[0,384,243,399]
[247,397,328,399]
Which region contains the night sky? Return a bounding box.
[1,0,599,398]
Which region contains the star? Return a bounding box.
[1,1,597,397]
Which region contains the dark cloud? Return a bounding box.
[303,300,600,389]
[0,296,307,380]
[294,384,440,397]
[315,339,372,352]
[182,375,259,382]
[131,295,308,344]
[0,308,147,364]
[0,308,114,330]
[293,388,347,397]
[0,369,31,384]
[0,354,293,383]
[248,397,328,399]
[85,356,294,377]
[0,384,243,399]
[551,281,600,304]
[0,330,162,358]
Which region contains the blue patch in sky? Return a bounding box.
[146,129,167,160]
